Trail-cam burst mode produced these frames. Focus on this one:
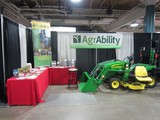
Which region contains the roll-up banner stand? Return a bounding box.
[31,20,52,66]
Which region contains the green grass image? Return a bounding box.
[34,55,52,66]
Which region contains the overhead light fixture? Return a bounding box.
[106,0,113,15]
[130,22,139,27]
[66,6,72,14]
[106,7,113,15]
[70,0,81,3]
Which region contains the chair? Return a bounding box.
[68,68,78,88]
[135,66,152,82]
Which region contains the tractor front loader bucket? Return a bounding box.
[78,72,98,92]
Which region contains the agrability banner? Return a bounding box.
[70,33,123,49]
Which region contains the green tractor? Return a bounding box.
[78,56,157,92]
[78,38,160,92]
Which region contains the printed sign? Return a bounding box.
[70,33,123,48]
[31,20,52,66]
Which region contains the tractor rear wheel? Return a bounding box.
[109,78,120,90]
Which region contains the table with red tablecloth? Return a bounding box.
[6,69,49,106]
[48,67,69,85]
[6,67,78,106]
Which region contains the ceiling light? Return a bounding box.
[70,0,81,3]
[130,22,139,27]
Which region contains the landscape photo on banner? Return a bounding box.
[31,20,52,66]
[70,33,123,49]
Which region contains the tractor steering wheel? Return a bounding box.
[123,56,133,63]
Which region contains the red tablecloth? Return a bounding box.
[49,67,69,85]
[6,69,49,106]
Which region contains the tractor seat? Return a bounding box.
[135,66,152,82]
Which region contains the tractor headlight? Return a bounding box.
[126,64,129,69]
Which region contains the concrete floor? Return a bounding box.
[1,84,160,120]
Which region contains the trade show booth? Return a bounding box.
[1,15,160,105]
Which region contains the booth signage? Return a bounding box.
[71,33,123,48]
[31,20,52,67]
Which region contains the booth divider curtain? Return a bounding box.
[26,28,34,68]
[134,33,160,66]
[76,49,96,77]
[19,24,27,67]
[51,32,58,61]
[57,32,76,63]
[152,33,160,67]
[116,32,134,60]
[3,17,21,82]
[97,49,116,63]
[134,33,151,63]
[76,49,116,77]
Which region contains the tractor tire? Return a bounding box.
[109,78,120,90]
[147,77,157,88]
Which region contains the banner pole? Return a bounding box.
[96,48,97,65]
[1,15,6,93]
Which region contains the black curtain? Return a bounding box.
[76,49,116,77]
[0,16,6,102]
[51,32,58,61]
[76,49,96,77]
[152,33,160,67]
[97,49,116,63]
[26,28,34,68]
[3,17,21,83]
[134,33,151,63]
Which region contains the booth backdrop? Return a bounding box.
[3,17,21,80]
[134,33,160,67]
[0,17,21,102]
[1,15,159,103]
[55,32,133,76]
[76,49,116,77]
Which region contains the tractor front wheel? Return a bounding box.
[109,78,120,90]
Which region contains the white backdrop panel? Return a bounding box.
[57,32,76,63]
[19,24,27,67]
[116,32,134,60]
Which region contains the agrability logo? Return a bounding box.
[73,35,81,43]
[73,35,120,45]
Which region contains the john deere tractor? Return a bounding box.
[78,56,157,92]
[78,38,160,92]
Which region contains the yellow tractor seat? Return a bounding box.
[135,66,152,82]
